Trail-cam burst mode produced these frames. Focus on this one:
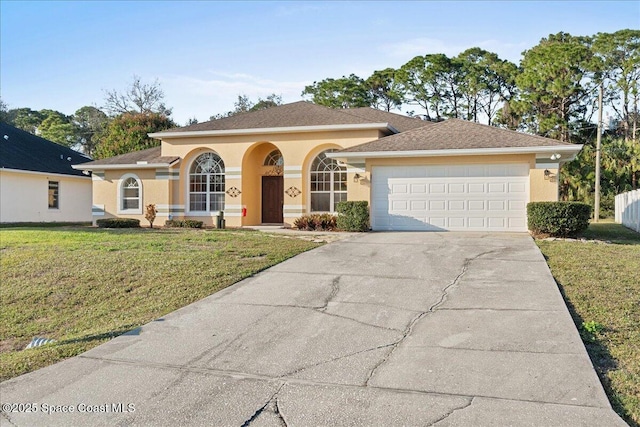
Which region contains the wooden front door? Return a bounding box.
[262,176,284,223]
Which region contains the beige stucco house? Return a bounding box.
[1,122,92,223]
[74,102,582,231]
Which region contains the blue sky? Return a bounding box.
[1,1,638,125]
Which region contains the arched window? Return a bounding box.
[119,175,142,213]
[264,149,284,166]
[189,152,225,212]
[310,149,347,212]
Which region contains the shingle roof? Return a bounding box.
[0,122,91,177]
[339,107,431,132]
[339,118,571,153]
[156,101,426,134]
[78,146,180,167]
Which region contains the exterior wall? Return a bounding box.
[162,129,382,227]
[0,169,92,223]
[91,168,172,226]
[89,130,561,228]
[529,168,559,202]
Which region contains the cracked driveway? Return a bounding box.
[0,232,626,426]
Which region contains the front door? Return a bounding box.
[262,176,284,223]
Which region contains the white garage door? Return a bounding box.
[371,164,529,231]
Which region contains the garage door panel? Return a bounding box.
[372,164,529,232]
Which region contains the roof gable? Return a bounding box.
[154,101,427,136]
[0,122,91,177]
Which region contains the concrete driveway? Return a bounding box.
[0,232,626,426]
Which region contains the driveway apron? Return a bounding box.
[0,232,626,426]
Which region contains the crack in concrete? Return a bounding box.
[0,411,17,427]
[274,397,289,427]
[281,342,395,378]
[319,276,341,312]
[430,396,475,425]
[240,382,285,427]
[364,249,500,386]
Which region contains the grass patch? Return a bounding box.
[536,222,640,426]
[0,227,320,381]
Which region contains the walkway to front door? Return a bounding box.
[262,175,283,223]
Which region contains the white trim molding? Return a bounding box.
[117,173,143,215]
[0,168,91,180]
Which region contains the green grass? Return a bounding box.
[537,222,640,426]
[0,227,320,381]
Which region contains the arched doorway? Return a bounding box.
[241,142,284,225]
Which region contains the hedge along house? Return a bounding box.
[74,101,582,231]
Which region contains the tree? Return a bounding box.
[301,74,372,108]
[0,98,8,123]
[93,112,175,159]
[592,29,640,142]
[4,108,44,133]
[103,75,172,117]
[73,106,110,156]
[365,68,404,112]
[512,32,594,142]
[397,54,453,121]
[457,48,518,125]
[38,110,77,147]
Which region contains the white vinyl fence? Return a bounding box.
[615,189,640,232]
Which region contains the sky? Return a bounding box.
[1,1,639,125]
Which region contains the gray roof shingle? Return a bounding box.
[339,118,572,153]
[155,101,428,134]
[0,122,91,176]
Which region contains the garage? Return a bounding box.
[371,163,529,231]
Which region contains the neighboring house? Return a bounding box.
[0,122,92,223]
[74,101,582,231]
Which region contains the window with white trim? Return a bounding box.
[189,152,225,212]
[310,149,347,212]
[48,181,59,209]
[264,149,284,166]
[121,177,140,210]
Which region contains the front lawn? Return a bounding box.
[0,227,320,381]
[536,222,640,426]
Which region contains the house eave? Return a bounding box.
[327,145,583,163]
[149,123,397,139]
[71,162,178,171]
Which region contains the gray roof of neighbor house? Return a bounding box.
[339,118,574,153]
[75,146,180,167]
[0,122,91,177]
[154,101,430,134]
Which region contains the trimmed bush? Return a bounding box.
[96,218,140,228]
[336,201,369,232]
[527,202,591,237]
[293,214,337,231]
[164,219,203,229]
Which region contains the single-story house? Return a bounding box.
[74,101,582,231]
[0,122,93,223]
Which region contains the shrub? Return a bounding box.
[96,218,140,228]
[527,202,591,237]
[164,219,203,229]
[336,201,370,232]
[293,214,337,231]
[145,204,157,228]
